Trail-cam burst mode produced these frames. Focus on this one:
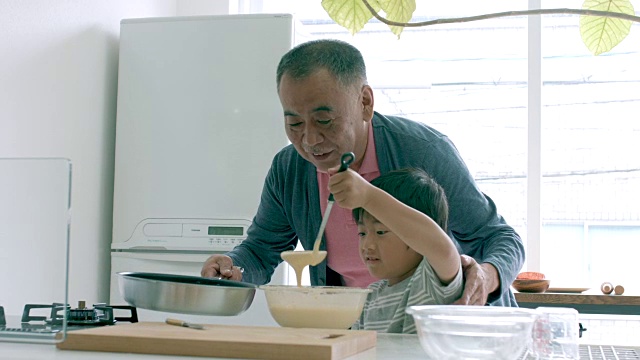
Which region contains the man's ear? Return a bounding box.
[361,85,374,121]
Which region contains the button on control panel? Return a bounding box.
[207,237,244,251]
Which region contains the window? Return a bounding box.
[540,0,640,292]
[251,0,640,292]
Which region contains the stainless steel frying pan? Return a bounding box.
[117,272,256,316]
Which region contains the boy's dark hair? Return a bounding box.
[353,168,449,232]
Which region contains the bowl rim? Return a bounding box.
[259,285,372,294]
[406,305,539,319]
[512,279,551,283]
[118,271,257,289]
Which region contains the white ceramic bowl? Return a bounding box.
[260,285,371,329]
[406,305,538,360]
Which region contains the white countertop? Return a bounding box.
[0,333,425,360]
[3,333,639,360]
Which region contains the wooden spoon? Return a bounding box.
[281,152,355,286]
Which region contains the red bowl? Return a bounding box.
[512,279,550,293]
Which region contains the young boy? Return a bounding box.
[328,167,463,333]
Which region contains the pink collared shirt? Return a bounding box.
[317,123,380,288]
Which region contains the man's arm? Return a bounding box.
[424,137,525,305]
[226,154,299,285]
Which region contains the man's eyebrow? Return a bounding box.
[284,106,334,117]
[312,105,333,113]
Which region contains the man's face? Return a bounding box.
[278,68,373,172]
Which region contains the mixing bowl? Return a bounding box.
[260,285,371,329]
[512,279,551,293]
[406,305,538,360]
[118,272,256,316]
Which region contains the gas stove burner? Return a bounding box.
[1,302,137,339]
[21,301,138,326]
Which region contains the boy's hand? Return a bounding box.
[327,167,372,209]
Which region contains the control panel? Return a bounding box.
[112,218,251,251]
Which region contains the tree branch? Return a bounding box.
[361,0,640,27]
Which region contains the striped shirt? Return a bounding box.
[352,258,464,333]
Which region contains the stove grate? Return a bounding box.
[581,345,640,360]
[0,327,60,334]
[521,345,640,360]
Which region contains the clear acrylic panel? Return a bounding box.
[0,158,71,343]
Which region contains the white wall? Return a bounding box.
[0,0,211,306]
[177,0,232,16]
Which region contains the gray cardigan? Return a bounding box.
[228,112,524,306]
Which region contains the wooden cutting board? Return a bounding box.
[56,322,377,360]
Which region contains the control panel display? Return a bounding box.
[207,226,244,236]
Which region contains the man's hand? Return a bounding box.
[452,254,500,305]
[201,254,241,280]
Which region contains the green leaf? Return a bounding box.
[580,0,635,55]
[322,0,382,35]
[379,0,417,38]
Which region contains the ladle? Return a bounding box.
[280,152,355,286]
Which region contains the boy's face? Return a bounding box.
[357,212,423,286]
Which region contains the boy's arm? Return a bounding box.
[328,168,461,284]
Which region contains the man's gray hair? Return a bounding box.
[276,39,367,91]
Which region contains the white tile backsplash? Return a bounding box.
[579,314,640,346]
